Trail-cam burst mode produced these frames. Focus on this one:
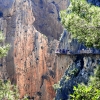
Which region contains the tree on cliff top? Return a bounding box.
[60,0,100,48]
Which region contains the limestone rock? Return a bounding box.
[55,1,100,100]
[0,0,14,11]
[32,0,70,40]
[55,55,100,100]
[0,0,100,100]
[87,0,100,6]
[0,0,70,100]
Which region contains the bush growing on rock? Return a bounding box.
[0,31,10,58]
[60,0,100,99]
[0,80,28,100]
[0,80,19,100]
[69,66,100,100]
[0,31,28,100]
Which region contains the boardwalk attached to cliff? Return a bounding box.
[55,48,100,55]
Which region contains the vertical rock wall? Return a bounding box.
[0,0,14,11]
[32,0,69,40]
[0,0,70,100]
[13,0,58,99]
[55,1,100,99]
[1,0,100,100]
[0,18,8,80]
[13,0,69,99]
[55,55,100,100]
[55,25,100,100]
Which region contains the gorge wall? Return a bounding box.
[1,0,99,100]
[0,0,70,100]
[0,0,14,11]
[55,0,100,99]
[55,31,100,100]
[87,0,100,6]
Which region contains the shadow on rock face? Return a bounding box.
[32,0,65,40]
[0,11,3,17]
[0,0,14,11]
[55,55,100,100]
[87,0,100,6]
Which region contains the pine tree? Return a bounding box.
[60,0,100,99]
[60,0,100,48]
[0,31,28,100]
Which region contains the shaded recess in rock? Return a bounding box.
[87,0,100,6]
[0,11,3,17]
[32,0,64,40]
[37,91,42,96]
[0,0,14,11]
[55,1,100,99]
[49,70,55,78]
[0,0,69,100]
[55,55,100,100]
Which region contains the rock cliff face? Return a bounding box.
[55,54,100,100]
[32,0,69,40]
[55,1,100,100]
[0,0,70,99]
[55,32,100,99]
[87,0,100,6]
[0,18,8,80]
[0,0,13,11]
[1,0,100,100]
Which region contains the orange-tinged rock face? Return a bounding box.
[0,0,70,100]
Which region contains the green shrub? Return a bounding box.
[0,31,28,100]
[60,0,100,48]
[53,82,61,91]
[0,80,19,100]
[0,31,10,58]
[70,83,100,100]
[69,66,100,100]
[68,68,78,76]
[0,80,28,100]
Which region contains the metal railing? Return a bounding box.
[55,48,100,55]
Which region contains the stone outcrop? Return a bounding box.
[0,18,8,80]
[32,0,69,40]
[55,27,100,100]
[56,54,100,100]
[87,0,100,6]
[1,0,100,100]
[13,0,68,99]
[0,0,70,100]
[0,0,13,11]
[55,1,100,100]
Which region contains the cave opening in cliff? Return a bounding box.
[75,55,84,69]
[0,11,3,17]
[27,96,34,100]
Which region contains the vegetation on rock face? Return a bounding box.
[60,0,100,48]
[0,80,19,100]
[53,81,61,91]
[0,31,28,100]
[59,0,100,99]
[69,65,100,100]
[0,80,28,100]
